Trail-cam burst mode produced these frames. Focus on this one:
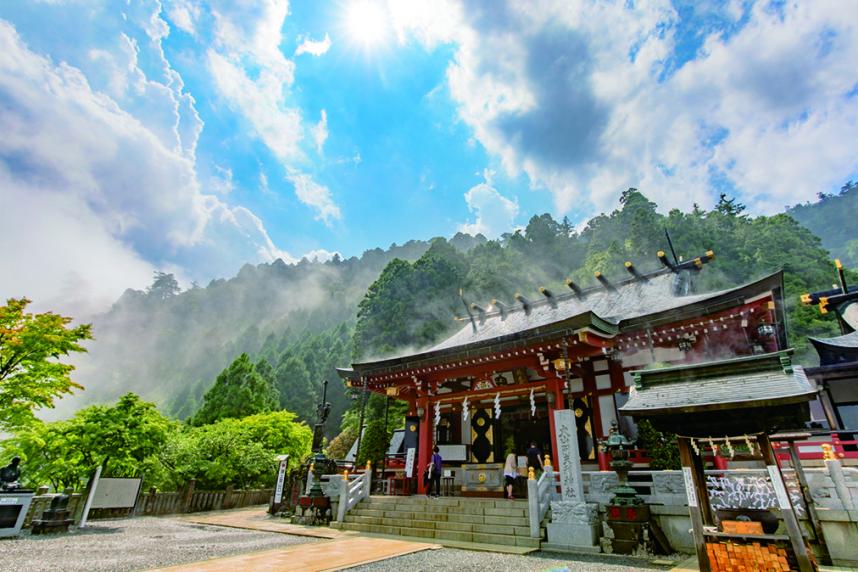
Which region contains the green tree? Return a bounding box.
[192,353,279,425]
[158,411,312,490]
[4,393,173,489]
[0,298,92,431]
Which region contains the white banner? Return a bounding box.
[405,447,416,478]
[682,467,698,507]
[274,457,289,504]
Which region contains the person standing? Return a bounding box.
[503,451,518,500]
[526,441,543,476]
[430,446,443,498]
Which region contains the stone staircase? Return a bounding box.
[330,495,543,551]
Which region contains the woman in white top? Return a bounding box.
[503,452,518,500]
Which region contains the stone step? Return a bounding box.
[342,514,541,538]
[363,496,529,509]
[336,521,542,549]
[348,507,531,527]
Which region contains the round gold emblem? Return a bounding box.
[574,408,584,418]
[476,418,486,426]
[409,424,417,432]
[478,473,487,483]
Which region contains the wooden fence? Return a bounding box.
[21,481,273,526]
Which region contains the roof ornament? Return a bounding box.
[539,287,557,308]
[564,278,584,298]
[491,299,508,320]
[595,271,615,291]
[624,261,648,282]
[514,292,531,315]
[470,303,487,324]
[458,288,477,333]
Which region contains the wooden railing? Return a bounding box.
[527,465,559,538]
[336,470,371,522]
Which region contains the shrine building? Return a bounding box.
[338,250,791,495]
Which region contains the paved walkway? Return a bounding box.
[181,507,347,540]
[148,536,440,572]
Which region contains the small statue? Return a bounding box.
[0,456,22,491]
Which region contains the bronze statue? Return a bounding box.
[0,457,21,491]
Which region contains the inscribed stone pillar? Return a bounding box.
[553,409,584,501]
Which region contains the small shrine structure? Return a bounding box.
[338,248,792,495]
[620,350,818,571]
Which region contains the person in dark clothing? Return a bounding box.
[430,446,443,497]
[526,441,543,476]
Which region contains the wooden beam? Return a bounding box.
[678,437,711,572]
[758,434,814,572]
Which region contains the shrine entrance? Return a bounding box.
[496,403,552,461]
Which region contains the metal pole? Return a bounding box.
[353,377,369,466]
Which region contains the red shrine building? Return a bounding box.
[338,250,790,495]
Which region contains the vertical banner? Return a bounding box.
[274,456,289,504]
[682,467,698,507]
[405,447,416,478]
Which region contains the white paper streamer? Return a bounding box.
[494,392,501,419]
[529,388,536,417]
[434,401,441,428]
[462,396,469,423]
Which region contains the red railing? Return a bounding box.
[773,432,858,462]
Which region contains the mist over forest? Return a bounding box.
[56,187,857,437]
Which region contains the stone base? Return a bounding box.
[541,541,602,555]
[547,521,600,549]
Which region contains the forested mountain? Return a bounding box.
[63,189,856,439]
[63,240,434,432]
[789,181,858,265]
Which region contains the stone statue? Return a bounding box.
[0,457,21,491]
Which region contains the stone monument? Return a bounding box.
[545,409,600,552]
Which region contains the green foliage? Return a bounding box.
[636,419,680,470]
[789,181,858,265]
[158,411,312,490]
[325,425,358,460]
[192,353,279,426]
[0,298,92,431]
[2,396,311,492]
[355,395,391,470]
[3,393,173,490]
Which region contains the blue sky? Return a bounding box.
[1,0,856,316]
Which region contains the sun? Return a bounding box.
[344,0,391,50]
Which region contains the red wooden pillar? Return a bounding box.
[416,395,432,495]
[548,379,564,462]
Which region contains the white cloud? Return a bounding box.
[295,33,332,56]
[395,0,858,216]
[210,165,233,195]
[311,109,329,154]
[0,19,294,315]
[286,171,343,225]
[458,173,519,238]
[165,0,200,35]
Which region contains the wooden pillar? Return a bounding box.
[547,379,562,460]
[678,437,711,572]
[416,395,432,495]
[758,434,814,572]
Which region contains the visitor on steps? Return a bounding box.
[430,446,442,497]
[503,452,517,499]
[526,441,543,478]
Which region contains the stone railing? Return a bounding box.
[336,470,371,521]
[527,466,559,538]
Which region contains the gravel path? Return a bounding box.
[0,516,318,572]
[349,547,670,572]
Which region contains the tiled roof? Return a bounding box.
[809,330,858,349]
[620,352,815,414]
